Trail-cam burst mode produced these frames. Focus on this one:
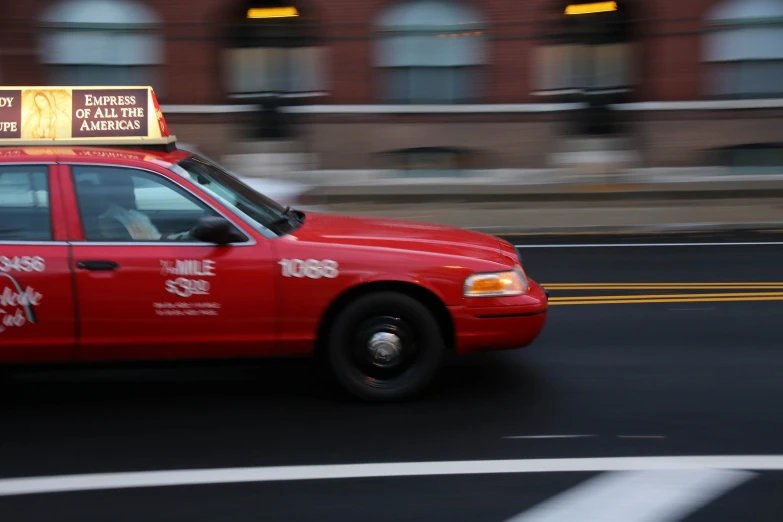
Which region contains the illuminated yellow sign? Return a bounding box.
[0,86,174,147]
[565,1,618,15]
[246,7,299,19]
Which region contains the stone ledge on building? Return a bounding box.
[261,167,783,204]
[225,163,783,186]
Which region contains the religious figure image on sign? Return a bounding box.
[21,89,72,139]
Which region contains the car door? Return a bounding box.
[65,163,277,362]
[0,164,75,363]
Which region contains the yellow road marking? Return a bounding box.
[551,286,783,290]
[542,282,783,305]
[545,283,783,290]
[550,292,783,301]
[551,295,783,305]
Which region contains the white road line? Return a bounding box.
[504,435,596,439]
[0,456,780,497]
[514,242,783,248]
[503,469,754,522]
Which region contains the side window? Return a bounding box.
[71,166,218,242]
[131,176,205,212]
[0,166,51,241]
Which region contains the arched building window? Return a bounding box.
[705,0,783,98]
[375,0,487,104]
[224,0,327,98]
[39,0,164,91]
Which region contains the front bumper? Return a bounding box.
[449,281,549,355]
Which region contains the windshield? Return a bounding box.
[170,155,300,235]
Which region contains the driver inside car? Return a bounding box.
[98,176,193,241]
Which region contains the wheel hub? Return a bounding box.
[367,332,403,367]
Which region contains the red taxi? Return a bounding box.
[0,86,548,401]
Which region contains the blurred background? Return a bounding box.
[4,4,783,520]
[3,0,783,225]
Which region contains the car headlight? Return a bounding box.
[464,267,528,298]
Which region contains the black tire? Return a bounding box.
[327,291,446,402]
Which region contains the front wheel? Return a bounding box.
[327,292,446,402]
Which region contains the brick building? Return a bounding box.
[2,0,783,177]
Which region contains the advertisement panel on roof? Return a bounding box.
[0,86,174,146]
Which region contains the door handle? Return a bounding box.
[77,260,119,271]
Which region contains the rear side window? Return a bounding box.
[0,166,51,241]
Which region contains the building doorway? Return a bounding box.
[224,0,326,139]
[534,0,636,135]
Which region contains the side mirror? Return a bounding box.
[192,216,247,246]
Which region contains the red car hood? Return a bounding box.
[289,212,517,267]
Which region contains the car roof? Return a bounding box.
[0,146,193,167]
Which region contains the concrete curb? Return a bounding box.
[464,222,783,236]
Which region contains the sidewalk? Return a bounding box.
[303,176,783,204]
[316,198,783,235]
[233,163,783,234]
[285,168,783,234]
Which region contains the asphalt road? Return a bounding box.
[2,230,783,521]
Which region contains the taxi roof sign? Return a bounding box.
[0,86,176,149]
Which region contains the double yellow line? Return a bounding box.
[544,283,783,306]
